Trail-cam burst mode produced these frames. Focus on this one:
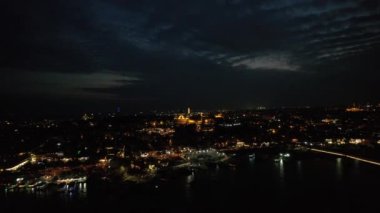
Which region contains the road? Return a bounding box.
[310,148,380,166]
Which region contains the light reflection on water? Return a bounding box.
[274,158,285,184]
[297,161,303,180]
[185,171,195,201]
[279,159,284,181]
[249,158,255,165]
[186,172,195,185]
[3,182,89,201]
[353,159,359,176]
[336,158,343,180]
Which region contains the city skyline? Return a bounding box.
[2,104,380,212]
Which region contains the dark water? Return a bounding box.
[2,154,380,213]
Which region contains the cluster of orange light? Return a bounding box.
[346,107,364,112]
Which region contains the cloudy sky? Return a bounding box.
[1,0,380,116]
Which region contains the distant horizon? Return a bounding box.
[1,101,379,121]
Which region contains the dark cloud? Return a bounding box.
[1,0,380,115]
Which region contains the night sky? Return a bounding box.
[1,0,380,116]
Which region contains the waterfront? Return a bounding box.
[2,152,380,212]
